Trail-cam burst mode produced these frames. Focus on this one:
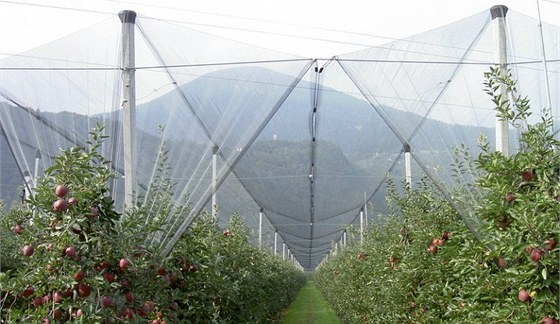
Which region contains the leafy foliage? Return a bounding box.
[315,68,559,323]
[0,124,304,323]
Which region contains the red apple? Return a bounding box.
[497,217,510,230]
[441,231,450,240]
[123,307,134,319]
[497,257,506,269]
[62,289,72,298]
[52,308,63,320]
[22,244,34,256]
[53,291,63,303]
[53,198,68,212]
[505,192,516,203]
[518,289,530,302]
[544,239,557,251]
[119,258,131,270]
[104,272,116,283]
[42,294,52,304]
[542,317,559,324]
[521,170,534,181]
[54,184,68,197]
[120,279,130,287]
[169,301,179,311]
[77,284,91,297]
[21,287,35,298]
[101,296,112,308]
[435,239,444,247]
[137,304,150,317]
[125,291,133,303]
[73,270,85,282]
[157,268,167,276]
[13,224,24,234]
[89,207,98,218]
[64,246,76,257]
[67,197,78,205]
[531,247,543,263]
[152,320,162,324]
[33,296,44,307]
[75,309,83,317]
[428,245,437,254]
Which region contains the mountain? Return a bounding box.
[0,67,494,214]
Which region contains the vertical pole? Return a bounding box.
[274,231,278,256]
[258,207,263,248]
[491,5,509,156]
[33,150,41,190]
[119,10,137,208]
[404,144,412,185]
[22,171,32,201]
[283,243,286,260]
[343,230,347,246]
[364,192,369,227]
[360,207,364,246]
[212,145,218,218]
[536,0,553,111]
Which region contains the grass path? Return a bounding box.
[280,281,340,324]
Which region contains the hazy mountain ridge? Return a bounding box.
[0,67,494,207]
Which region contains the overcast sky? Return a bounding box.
[0,0,558,59]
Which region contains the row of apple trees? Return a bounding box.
[0,127,305,323]
[315,68,559,323]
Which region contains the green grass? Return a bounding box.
[280,281,340,324]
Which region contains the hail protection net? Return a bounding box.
[0,8,558,269]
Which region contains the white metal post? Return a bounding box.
[404,144,412,185]
[212,145,218,218]
[119,10,137,208]
[491,5,509,156]
[274,231,278,256]
[360,208,364,246]
[282,243,286,260]
[22,171,32,201]
[33,150,41,190]
[343,230,347,246]
[258,207,263,248]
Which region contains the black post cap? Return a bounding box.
[490,5,508,19]
[118,10,137,24]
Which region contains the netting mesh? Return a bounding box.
[0,8,558,269]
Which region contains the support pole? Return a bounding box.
[274,231,278,256]
[491,5,509,156]
[360,207,364,246]
[33,150,41,190]
[283,243,286,260]
[211,145,218,218]
[364,192,369,227]
[119,10,137,208]
[343,230,347,246]
[404,144,412,185]
[22,171,32,201]
[536,0,553,111]
[258,207,263,248]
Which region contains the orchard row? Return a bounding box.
[315,69,559,323]
[0,127,305,323]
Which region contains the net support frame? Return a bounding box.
[491,5,509,156]
[118,10,138,208]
